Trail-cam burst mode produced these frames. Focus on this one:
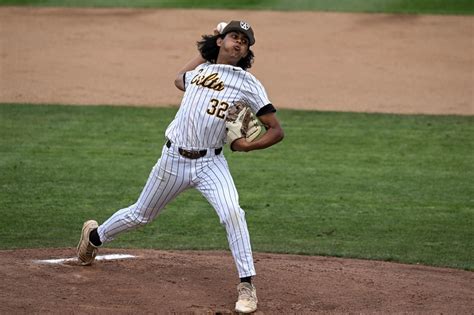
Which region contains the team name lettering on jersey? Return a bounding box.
[191,70,225,91]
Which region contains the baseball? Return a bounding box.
[216,22,228,34]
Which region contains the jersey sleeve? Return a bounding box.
[183,62,207,91]
[241,73,272,114]
[183,71,192,90]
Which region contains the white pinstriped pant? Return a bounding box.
[97,142,256,278]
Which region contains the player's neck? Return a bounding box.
[216,54,239,67]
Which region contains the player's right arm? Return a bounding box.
[174,55,206,91]
[231,111,284,152]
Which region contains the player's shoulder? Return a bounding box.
[207,63,263,85]
[224,65,260,83]
[194,62,211,71]
[240,69,264,87]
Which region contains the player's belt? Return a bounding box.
[166,140,222,159]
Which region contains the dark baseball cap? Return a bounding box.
[221,20,255,46]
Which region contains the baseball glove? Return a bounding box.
[225,100,263,149]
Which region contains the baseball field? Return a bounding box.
[1,1,473,313]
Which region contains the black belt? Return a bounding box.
[166,140,222,159]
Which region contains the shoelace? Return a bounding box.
[238,286,254,300]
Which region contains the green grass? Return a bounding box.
[0,104,473,271]
[0,0,473,15]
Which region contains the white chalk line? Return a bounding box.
[34,254,137,264]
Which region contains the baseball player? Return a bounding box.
[77,20,284,313]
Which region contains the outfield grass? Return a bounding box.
[0,0,473,15]
[0,104,472,270]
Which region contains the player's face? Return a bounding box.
[217,31,250,64]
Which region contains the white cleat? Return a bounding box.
[77,220,99,265]
[235,282,258,313]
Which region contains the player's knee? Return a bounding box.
[220,206,245,226]
[126,209,152,227]
[131,215,150,226]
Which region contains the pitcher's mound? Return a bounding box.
[1,248,472,313]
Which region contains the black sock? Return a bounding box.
[240,276,252,284]
[89,228,102,247]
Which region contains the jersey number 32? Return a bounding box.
[207,98,229,119]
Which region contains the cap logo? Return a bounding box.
[240,21,250,30]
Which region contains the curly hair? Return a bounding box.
[197,34,254,70]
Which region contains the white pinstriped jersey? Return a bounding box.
[165,63,270,150]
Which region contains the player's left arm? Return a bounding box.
[174,55,206,91]
[231,112,284,152]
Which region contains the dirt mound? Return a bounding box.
[1,248,472,314]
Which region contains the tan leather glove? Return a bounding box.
[225,101,263,150]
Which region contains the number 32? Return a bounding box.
[207,98,229,119]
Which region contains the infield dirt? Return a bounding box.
[1,7,473,115]
[1,248,473,314]
[0,7,473,314]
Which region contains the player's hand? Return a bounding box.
[226,101,263,151]
[230,112,284,153]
